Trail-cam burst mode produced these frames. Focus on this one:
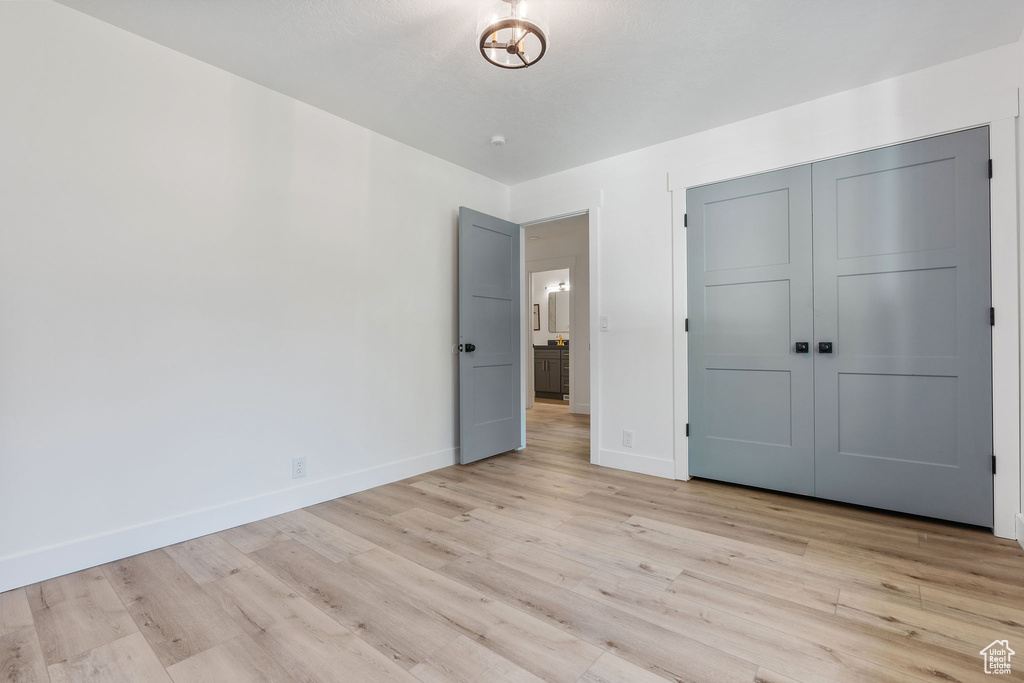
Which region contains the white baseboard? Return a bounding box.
[1016,514,1024,550]
[0,447,457,593]
[572,403,591,415]
[599,449,674,479]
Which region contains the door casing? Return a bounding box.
[511,192,603,467]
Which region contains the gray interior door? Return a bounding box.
[812,127,993,525]
[686,166,816,494]
[458,207,522,465]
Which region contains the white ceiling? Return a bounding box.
[56,0,1024,184]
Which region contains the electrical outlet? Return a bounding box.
[622,430,633,448]
[292,457,307,479]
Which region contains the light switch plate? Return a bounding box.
[600,316,610,331]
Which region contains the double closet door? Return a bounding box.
[686,127,993,527]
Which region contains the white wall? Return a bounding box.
[531,269,570,346]
[511,40,1024,494]
[0,2,508,591]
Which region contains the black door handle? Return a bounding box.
[818,342,833,354]
[464,343,476,352]
[795,342,809,353]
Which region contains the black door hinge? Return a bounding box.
[991,307,995,326]
[685,423,689,437]
[992,455,997,474]
[683,213,688,227]
[685,318,689,332]
[989,159,993,179]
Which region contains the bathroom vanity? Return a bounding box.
[534,343,569,399]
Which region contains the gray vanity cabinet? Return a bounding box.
[534,345,569,399]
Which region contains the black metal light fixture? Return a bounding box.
[478,0,548,69]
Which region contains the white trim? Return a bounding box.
[599,449,675,479]
[1017,514,1024,551]
[990,118,1020,539]
[0,446,457,593]
[672,112,1021,538]
[527,269,534,411]
[671,188,690,481]
[519,227,527,448]
[668,88,1019,191]
[520,209,589,228]
[526,256,578,413]
[512,190,603,466]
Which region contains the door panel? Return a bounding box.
[687,166,815,494]
[705,280,792,356]
[706,369,792,446]
[812,127,992,525]
[545,360,561,392]
[837,373,958,466]
[704,188,792,271]
[837,268,958,358]
[834,157,957,259]
[534,358,548,392]
[534,354,561,394]
[459,207,522,464]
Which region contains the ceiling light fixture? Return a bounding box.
[479,0,547,69]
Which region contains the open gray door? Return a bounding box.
[812,127,993,526]
[458,207,522,464]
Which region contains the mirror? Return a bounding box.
[548,290,570,333]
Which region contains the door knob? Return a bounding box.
[818,342,833,354]
[463,343,476,352]
[795,342,809,353]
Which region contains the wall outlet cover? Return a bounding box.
[292,457,307,479]
[622,430,633,448]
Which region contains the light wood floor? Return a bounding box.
[4,402,1024,682]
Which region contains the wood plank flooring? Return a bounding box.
[4,401,1024,682]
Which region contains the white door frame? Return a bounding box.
[526,258,578,412]
[512,191,603,465]
[669,94,1020,538]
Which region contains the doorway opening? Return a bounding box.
[523,215,591,459]
[456,202,599,467]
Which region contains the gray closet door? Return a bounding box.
[458,207,522,465]
[812,127,992,525]
[687,166,815,494]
